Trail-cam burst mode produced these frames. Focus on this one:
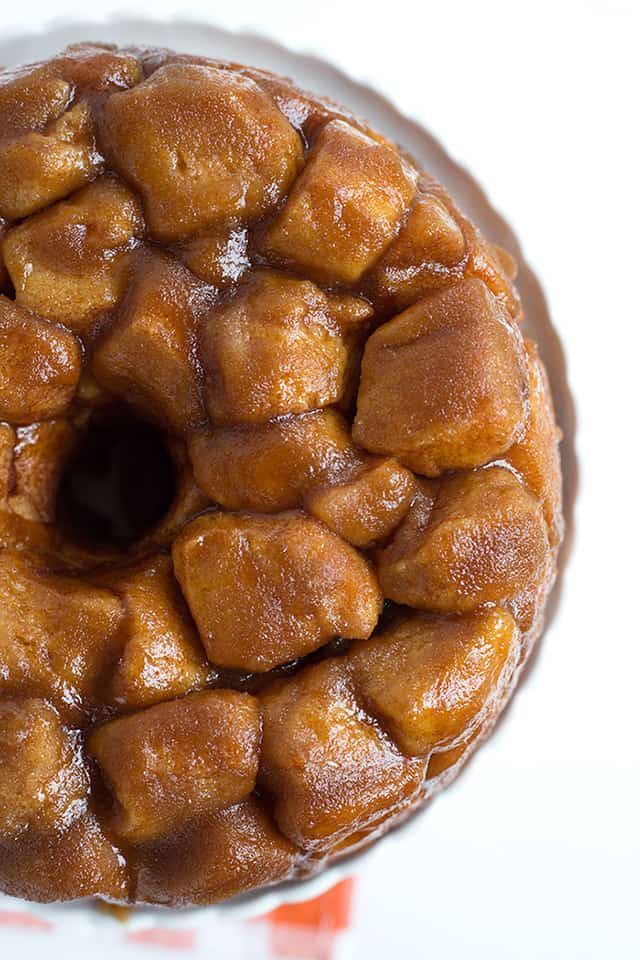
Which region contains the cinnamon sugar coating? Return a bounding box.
[0,43,561,906]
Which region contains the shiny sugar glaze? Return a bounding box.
[0,43,562,906]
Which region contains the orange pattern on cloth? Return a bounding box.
[0,878,355,957]
[261,877,355,959]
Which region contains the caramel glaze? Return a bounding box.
[0,43,562,907]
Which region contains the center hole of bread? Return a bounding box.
[56,410,175,550]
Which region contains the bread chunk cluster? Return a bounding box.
[0,43,562,906]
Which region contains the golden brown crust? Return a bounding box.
[0,297,82,424]
[200,270,372,425]
[353,279,529,475]
[172,511,383,672]
[91,247,211,436]
[259,660,426,850]
[100,63,304,242]
[88,690,261,843]
[0,43,562,907]
[135,798,297,906]
[2,174,144,335]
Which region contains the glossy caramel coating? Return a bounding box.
[347,608,518,755]
[100,63,303,241]
[89,690,260,843]
[259,660,425,849]
[173,511,382,672]
[0,813,129,903]
[2,174,144,334]
[0,418,67,557]
[136,440,212,551]
[200,270,372,425]
[188,409,361,513]
[0,297,81,424]
[0,698,87,839]
[263,119,417,283]
[93,554,209,709]
[136,799,296,906]
[506,339,564,546]
[378,466,549,612]
[0,67,72,142]
[174,223,250,289]
[0,219,9,292]
[305,456,416,548]
[368,176,521,319]
[11,420,78,522]
[0,549,125,721]
[353,278,528,476]
[92,248,210,436]
[0,102,101,221]
[0,423,13,503]
[0,44,562,907]
[0,508,58,556]
[369,184,466,310]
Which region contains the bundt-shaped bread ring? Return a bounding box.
[0,43,562,906]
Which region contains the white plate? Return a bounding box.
[0,15,575,931]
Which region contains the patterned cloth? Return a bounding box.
[0,878,356,959]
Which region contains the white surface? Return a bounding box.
[1,2,639,957]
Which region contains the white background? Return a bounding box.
[1,1,640,957]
